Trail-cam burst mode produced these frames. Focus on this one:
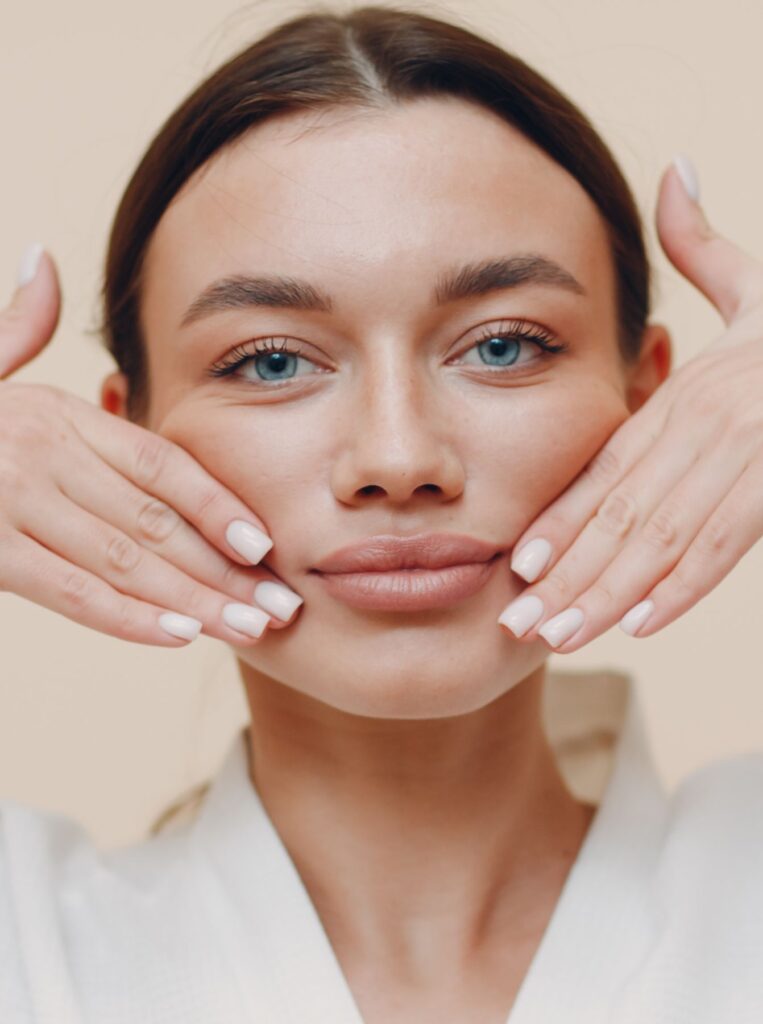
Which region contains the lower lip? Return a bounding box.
[312,556,501,611]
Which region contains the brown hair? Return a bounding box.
[101,3,650,423]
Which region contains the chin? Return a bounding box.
[236,635,549,720]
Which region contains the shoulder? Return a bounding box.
[0,794,223,1019]
[649,753,763,980]
[664,751,763,856]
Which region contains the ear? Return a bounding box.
[623,322,672,414]
[100,371,130,419]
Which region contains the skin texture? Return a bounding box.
[104,97,671,1021]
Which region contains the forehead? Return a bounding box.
[143,96,614,320]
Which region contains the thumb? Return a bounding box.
[0,244,62,379]
[656,157,762,325]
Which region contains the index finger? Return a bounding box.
[656,160,763,325]
[72,400,273,566]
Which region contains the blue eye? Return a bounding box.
[208,338,320,384]
[457,324,566,371]
[476,336,521,366]
[249,348,299,381]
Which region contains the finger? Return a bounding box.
[0,247,62,379]
[510,394,674,584]
[0,530,201,647]
[624,459,763,639]
[20,493,275,645]
[521,438,751,652]
[70,400,274,567]
[656,159,763,325]
[504,418,709,639]
[54,441,301,630]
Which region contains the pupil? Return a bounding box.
[478,336,519,366]
[267,352,288,371]
[254,349,297,380]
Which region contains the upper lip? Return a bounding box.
[311,533,503,573]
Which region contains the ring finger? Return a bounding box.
[21,493,275,644]
[518,440,750,651]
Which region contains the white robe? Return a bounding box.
[1,670,762,1022]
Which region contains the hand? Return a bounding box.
[497,159,763,652]
[0,246,303,647]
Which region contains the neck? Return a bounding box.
[238,661,593,986]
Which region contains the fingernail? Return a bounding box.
[159,611,202,642]
[497,594,544,637]
[672,154,700,203]
[538,607,584,648]
[223,602,270,638]
[619,599,654,637]
[17,242,43,287]
[253,580,303,621]
[226,520,273,565]
[511,538,552,582]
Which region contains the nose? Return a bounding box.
[330,365,466,508]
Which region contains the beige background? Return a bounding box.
[1,0,761,850]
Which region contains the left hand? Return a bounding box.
[497,158,763,652]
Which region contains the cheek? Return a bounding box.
[155,400,330,569]
[472,378,630,531]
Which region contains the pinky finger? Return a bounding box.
[621,462,763,638]
[1,532,202,647]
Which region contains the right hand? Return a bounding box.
[0,246,303,647]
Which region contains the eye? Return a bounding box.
[454,320,567,371]
[207,337,323,384]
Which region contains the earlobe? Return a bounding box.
[624,323,672,413]
[100,371,130,418]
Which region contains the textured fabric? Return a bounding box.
[1,670,762,1022]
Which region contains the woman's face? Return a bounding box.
[136,97,657,718]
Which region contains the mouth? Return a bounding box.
[310,533,505,611]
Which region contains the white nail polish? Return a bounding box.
[538,607,584,648]
[672,154,700,202]
[159,612,202,641]
[226,520,273,565]
[497,594,544,637]
[619,599,654,637]
[254,580,303,621]
[17,242,43,287]
[511,538,552,582]
[223,602,270,638]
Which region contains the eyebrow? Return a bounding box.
[178,253,585,328]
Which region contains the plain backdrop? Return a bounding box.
[1,0,761,849]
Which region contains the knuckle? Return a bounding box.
[669,559,696,598]
[694,514,732,558]
[137,498,180,544]
[60,570,93,613]
[729,406,763,452]
[585,579,615,609]
[594,489,638,539]
[194,485,222,520]
[0,457,25,501]
[177,582,208,621]
[679,385,725,424]
[543,570,572,602]
[114,598,142,640]
[584,446,621,486]
[132,435,168,489]
[219,559,246,596]
[641,505,680,552]
[106,533,141,574]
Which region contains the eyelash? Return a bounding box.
[206,320,569,382]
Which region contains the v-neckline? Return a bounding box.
[190,677,667,1024]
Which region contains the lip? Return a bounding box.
[310,533,504,611]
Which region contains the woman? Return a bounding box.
[2,6,762,1022]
